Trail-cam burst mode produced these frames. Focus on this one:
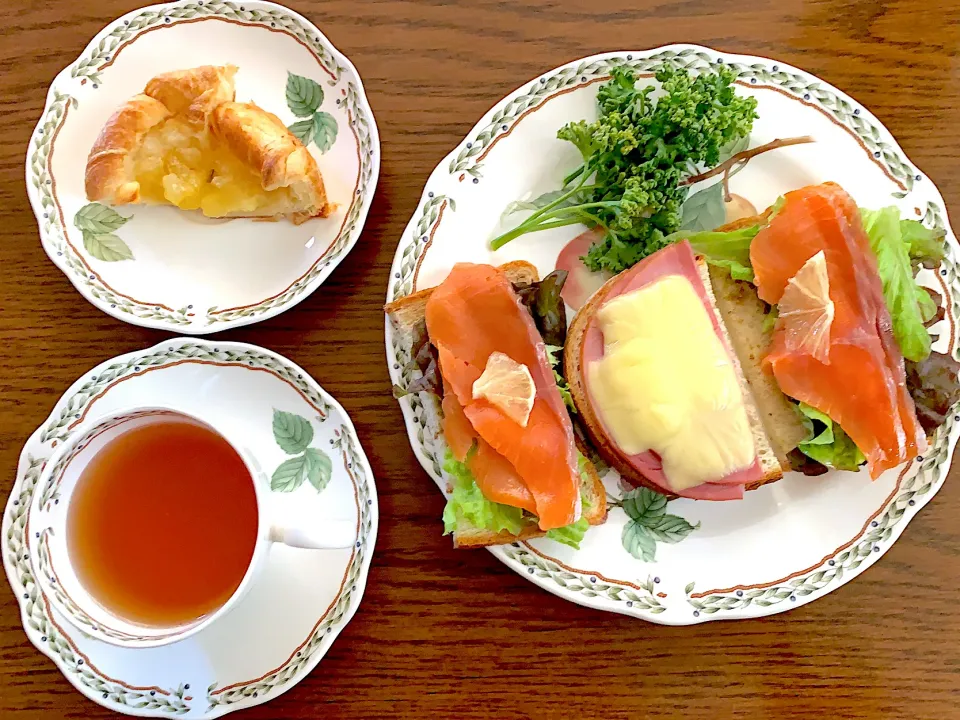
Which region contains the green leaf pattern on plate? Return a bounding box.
[74,202,128,233]
[271,454,314,492]
[75,203,134,262]
[619,487,700,562]
[285,72,338,154]
[304,447,333,492]
[286,72,323,117]
[82,232,134,262]
[270,409,333,493]
[311,111,338,153]
[288,118,315,145]
[621,520,658,562]
[273,409,314,454]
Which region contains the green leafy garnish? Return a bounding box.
[442,448,525,536]
[442,449,593,549]
[490,65,758,273]
[860,207,940,362]
[901,218,947,268]
[546,517,590,548]
[796,403,866,471]
[665,224,761,282]
[546,345,576,414]
[513,270,569,347]
[762,304,779,334]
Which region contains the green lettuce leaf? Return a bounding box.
[797,403,866,471]
[441,448,525,536]
[664,225,761,282]
[441,448,592,549]
[762,304,779,334]
[917,286,939,324]
[860,207,932,362]
[901,218,946,268]
[546,344,576,414]
[546,517,590,548]
[513,270,568,348]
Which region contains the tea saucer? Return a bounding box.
[27,1,380,333]
[3,338,378,717]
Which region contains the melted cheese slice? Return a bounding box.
[587,274,755,491]
[132,118,292,218]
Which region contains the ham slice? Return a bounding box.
[580,240,764,500]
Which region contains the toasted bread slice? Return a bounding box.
[385,261,608,548]
[706,265,808,464]
[565,254,786,498]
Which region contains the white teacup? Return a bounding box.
[27,406,356,648]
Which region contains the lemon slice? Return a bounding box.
[779,250,834,364]
[472,352,536,427]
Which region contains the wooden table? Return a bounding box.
[3,0,960,717]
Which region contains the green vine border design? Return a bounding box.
[686,234,960,616]
[39,343,332,446]
[386,194,456,480]
[389,194,453,301]
[71,2,344,86]
[5,458,191,714]
[29,92,192,326]
[35,530,172,643]
[205,82,377,324]
[38,409,167,510]
[447,47,919,194]
[5,345,374,714]
[499,544,665,614]
[686,414,956,615]
[388,49,959,620]
[33,1,377,330]
[207,424,373,710]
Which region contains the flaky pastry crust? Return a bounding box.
[83,64,332,221]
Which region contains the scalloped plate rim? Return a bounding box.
[2,337,380,716]
[25,0,381,334]
[383,44,959,624]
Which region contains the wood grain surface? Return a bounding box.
[2,0,960,717]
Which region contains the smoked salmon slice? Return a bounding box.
[750,183,925,477]
[426,263,580,530]
[441,391,538,514]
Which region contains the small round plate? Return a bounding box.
[385,46,960,624]
[28,1,380,333]
[3,338,378,717]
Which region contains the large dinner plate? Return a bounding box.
[385,46,960,624]
[27,1,379,333]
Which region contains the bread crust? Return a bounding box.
[564,251,783,499]
[209,102,331,221]
[85,65,236,205]
[84,94,171,204]
[83,64,331,221]
[144,65,237,124]
[385,261,608,548]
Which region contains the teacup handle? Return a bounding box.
[267,520,356,550]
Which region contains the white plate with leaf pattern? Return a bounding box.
[385,46,960,624]
[3,338,378,717]
[28,1,379,333]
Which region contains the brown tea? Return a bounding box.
[67,418,259,627]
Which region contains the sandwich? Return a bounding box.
[564,182,960,499]
[385,262,607,548]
